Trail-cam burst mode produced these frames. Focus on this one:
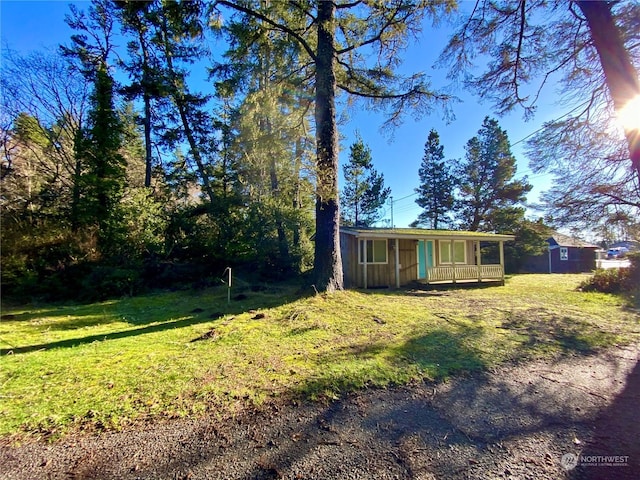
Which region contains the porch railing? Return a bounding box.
[425,264,504,283]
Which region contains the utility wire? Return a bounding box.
[386,101,592,222]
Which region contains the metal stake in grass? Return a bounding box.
[222,267,232,304]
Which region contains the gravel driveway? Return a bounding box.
[2,343,638,480]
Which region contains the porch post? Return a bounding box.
[452,241,457,284]
[363,239,368,289]
[476,240,482,283]
[394,238,400,288]
[499,241,505,284]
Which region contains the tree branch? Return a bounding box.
[215,0,317,61]
[512,0,526,102]
[335,4,412,55]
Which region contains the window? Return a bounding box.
[439,240,466,264]
[453,241,466,263]
[359,239,387,264]
[439,241,451,263]
[560,247,568,261]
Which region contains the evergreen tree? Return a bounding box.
[440,1,640,232]
[341,135,390,227]
[63,0,127,253]
[456,117,532,232]
[414,129,456,229]
[115,0,164,188]
[76,62,127,254]
[153,0,218,207]
[214,10,316,274]
[214,0,454,291]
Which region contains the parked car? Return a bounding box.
[607,247,629,259]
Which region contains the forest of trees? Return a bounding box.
[1,0,638,300]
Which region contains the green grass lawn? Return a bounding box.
[1,274,638,440]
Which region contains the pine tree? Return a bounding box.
[414,129,456,229]
[115,0,163,188]
[456,117,531,232]
[440,1,640,233]
[77,62,127,254]
[341,135,390,227]
[214,0,454,291]
[63,0,127,253]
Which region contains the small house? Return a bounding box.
[339,227,515,289]
[521,233,598,273]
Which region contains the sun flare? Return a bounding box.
[617,95,640,131]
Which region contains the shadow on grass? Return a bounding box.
[405,279,506,293]
[1,315,208,355]
[499,309,619,356]
[297,326,487,400]
[1,284,310,356]
[8,346,634,480]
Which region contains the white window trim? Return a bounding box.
[358,239,388,264]
[439,240,466,265]
[560,247,568,261]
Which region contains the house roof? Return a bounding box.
[610,240,640,251]
[547,233,599,249]
[340,226,515,242]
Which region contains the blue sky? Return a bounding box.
[1,0,565,228]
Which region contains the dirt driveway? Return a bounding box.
[1,343,638,480]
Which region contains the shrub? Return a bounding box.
[579,268,630,294]
[579,252,640,300]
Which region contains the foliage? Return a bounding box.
[579,268,632,295]
[414,129,457,229]
[340,135,391,227]
[214,0,456,291]
[1,274,637,439]
[113,188,169,258]
[455,117,532,232]
[579,252,640,304]
[0,50,90,227]
[440,0,640,233]
[507,218,553,273]
[75,63,128,255]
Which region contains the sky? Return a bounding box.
[1,0,567,228]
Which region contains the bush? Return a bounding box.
[579,252,640,300]
[579,268,631,294]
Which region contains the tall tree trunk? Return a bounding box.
[160,12,216,206]
[142,92,153,187]
[577,0,640,179]
[313,0,343,291]
[292,136,303,250]
[138,25,154,188]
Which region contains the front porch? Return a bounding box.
[419,237,507,285]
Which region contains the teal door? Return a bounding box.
[418,240,433,279]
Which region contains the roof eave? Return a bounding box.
[340,227,515,242]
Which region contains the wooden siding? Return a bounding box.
[398,239,418,286]
[341,235,418,288]
[341,233,505,288]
